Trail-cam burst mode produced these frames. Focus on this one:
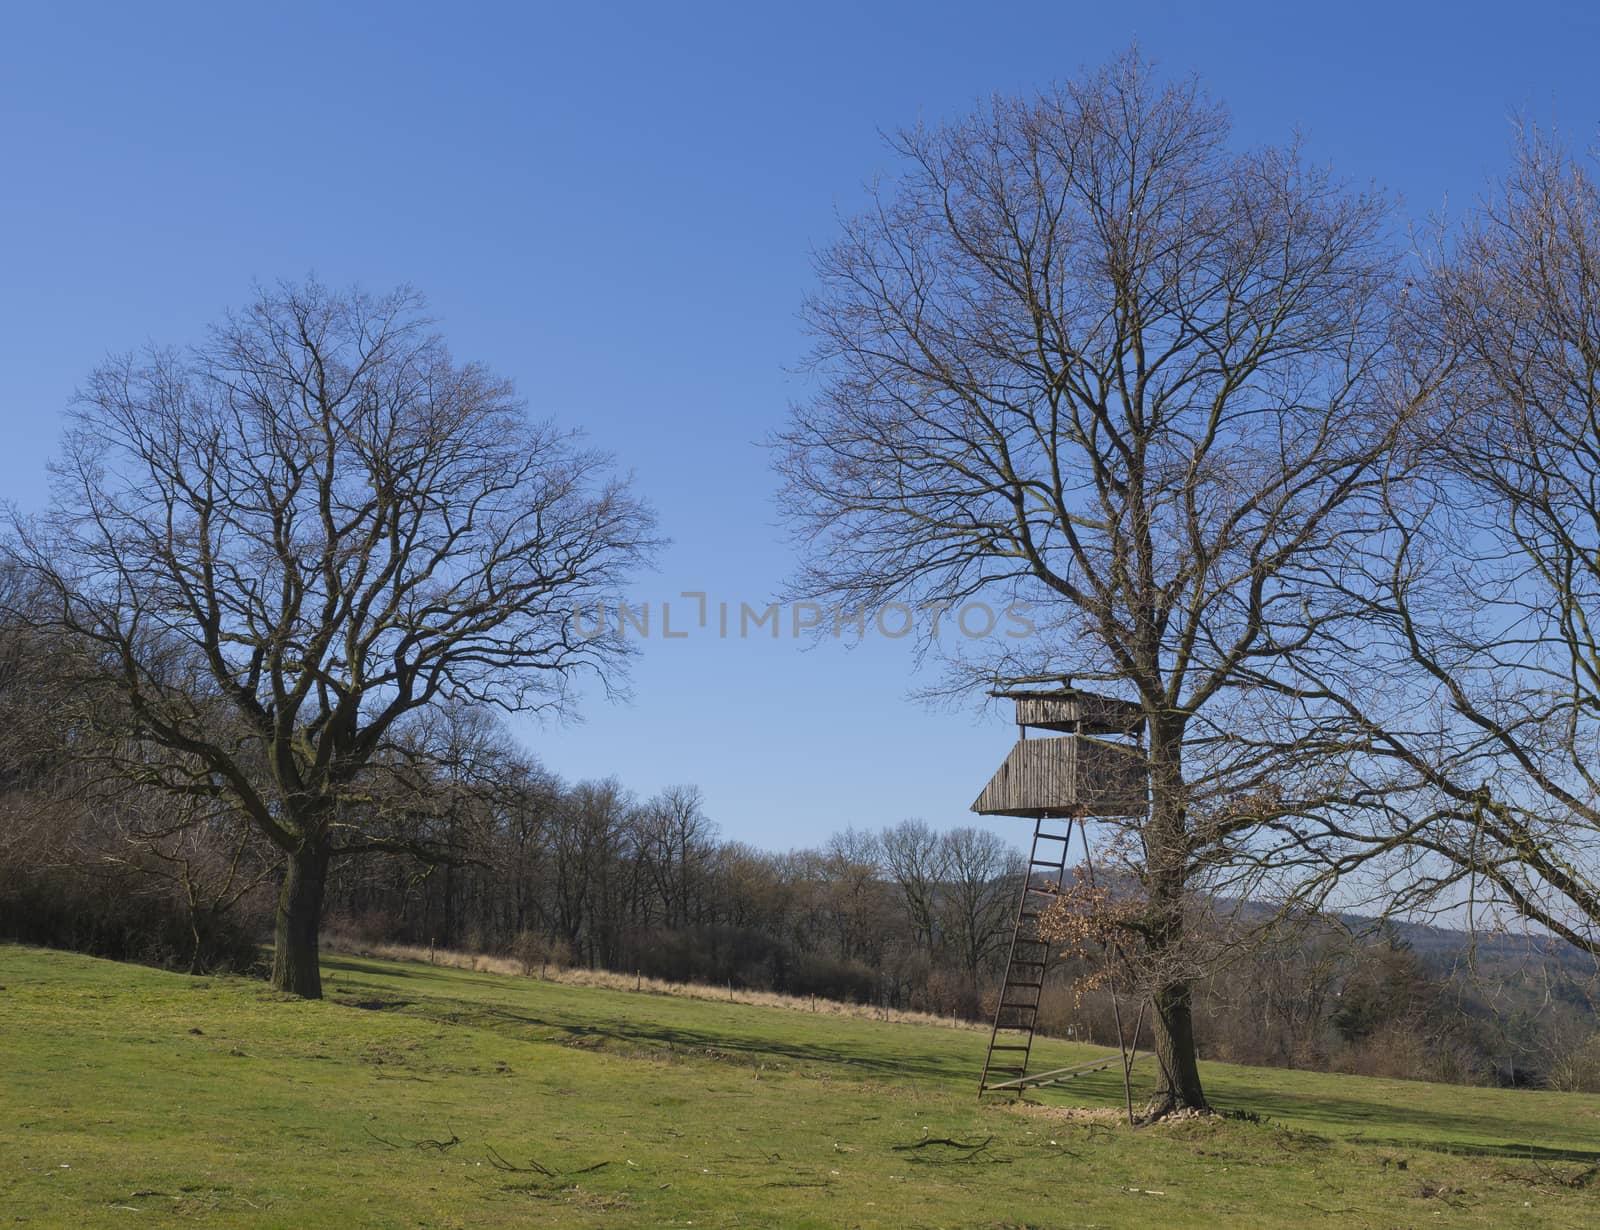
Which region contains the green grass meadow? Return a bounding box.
[2,943,1597,1227]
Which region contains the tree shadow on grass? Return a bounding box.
[469,1004,979,1087]
[1346,1136,1600,1163]
[321,956,979,1086]
[322,955,490,987]
[1205,1084,1600,1163]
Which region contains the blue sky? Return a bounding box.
[2,1,1596,851]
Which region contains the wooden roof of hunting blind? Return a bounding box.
[989,688,1146,735]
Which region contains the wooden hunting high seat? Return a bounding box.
[972,688,1150,1095]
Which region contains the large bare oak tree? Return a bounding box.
[5,281,655,997]
[777,53,1403,1114]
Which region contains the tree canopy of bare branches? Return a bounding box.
[3,281,656,996]
[1310,128,1600,958]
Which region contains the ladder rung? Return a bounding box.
[1036,832,1071,842]
[1006,980,1043,989]
[1029,858,1063,868]
[999,1004,1038,1012]
[987,1044,1031,1051]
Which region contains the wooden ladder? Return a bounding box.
[978,814,1075,1095]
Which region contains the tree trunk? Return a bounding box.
[272,843,329,998]
[1143,717,1210,1117]
[185,881,203,975]
[1148,979,1208,1116]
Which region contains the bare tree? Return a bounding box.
[1323,128,1600,957]
[634,785,718,929]
[4,281,656,997]
[777,52,1402,1112]
[494,753,562,940]
[938,826,1018,982]
[0,565,51,789]
[96,792,280,974]
[820,827,886,963]
[550,777,634,967]
[881,818,949,955]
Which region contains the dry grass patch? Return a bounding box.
[326,935,988,1032]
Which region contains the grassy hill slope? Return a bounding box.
[1,944,1597,1227]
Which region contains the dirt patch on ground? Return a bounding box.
[1007,1101,1223,1129]
[1006,1102,1126,1127]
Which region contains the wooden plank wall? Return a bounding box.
[971,735,1147,817]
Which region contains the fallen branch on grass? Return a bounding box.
[364,1127,461,1152]
[892,1135,996,1163]
[485,1144,611,1178]
[893,1135,992,1152]
[485,1145,556,1176]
